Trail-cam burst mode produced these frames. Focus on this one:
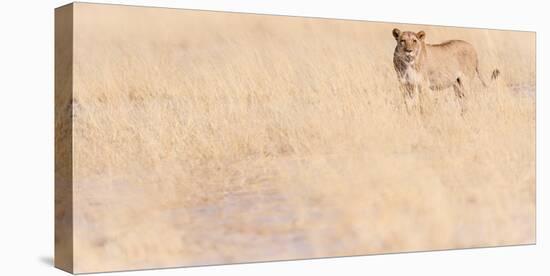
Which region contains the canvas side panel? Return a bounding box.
[55,3,74,274]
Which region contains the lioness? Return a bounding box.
[392,28,499,111]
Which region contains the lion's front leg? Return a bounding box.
[400,83,413,113]
[417,82,430,114]
[401,83,422,114]
[415,78,434,115]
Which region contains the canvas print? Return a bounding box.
[55,3,536,274]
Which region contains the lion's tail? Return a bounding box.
[477,67,500,88]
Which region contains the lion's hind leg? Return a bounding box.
[453,77,465,98]
[453,77,467,115]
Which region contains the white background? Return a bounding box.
[0,0,547,275]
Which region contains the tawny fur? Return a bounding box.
[392,28,499,109]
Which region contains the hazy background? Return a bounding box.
[67,3,534,273]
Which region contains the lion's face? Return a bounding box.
[392,28,425,63]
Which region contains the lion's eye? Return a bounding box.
[413,40,417,43]
[400,40,405,44]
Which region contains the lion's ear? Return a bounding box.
[392,28,401,40]
[417,31,426,40]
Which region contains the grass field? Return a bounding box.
[65,3,535,273]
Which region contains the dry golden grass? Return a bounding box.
[68,3,535,273]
